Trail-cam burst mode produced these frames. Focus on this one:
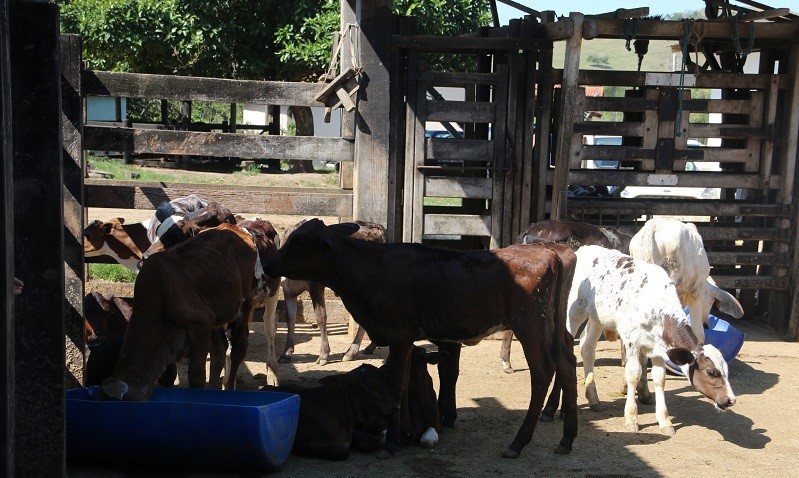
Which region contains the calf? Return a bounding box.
[84,218,151,274]
[279,219,386,365]
[502,220,632,374]
[263,219,578,458]
[380,345,447,448]
[262,364,393,461]
[629,217,744,343]
[566,245,736,435]
[101,223,257,400]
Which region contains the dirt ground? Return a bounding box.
[68,315,799,478]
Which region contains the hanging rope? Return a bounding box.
[319,23,362,87]
[622,17,639,51]
[675,18,695,138]
[732,12,755,72]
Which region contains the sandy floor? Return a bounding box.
[68,316,799,478]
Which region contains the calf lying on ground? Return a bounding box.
[279,219,386,365]
[629,217,744,343]
[262,364,393,461]
[564,245,736,435]
[101,224,257,400]
[263,219,578,458]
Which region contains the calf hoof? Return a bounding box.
[440,416,456,429]
[277,355,292,364]
[554,444,572,455]
[589,403,603,412]
[376,449,393,460]
[342,353,354,362]
[624,423,639,433]
[539,414,555,423]
[363,343,378,355]
[316,357,329,366]
[501,447,520,459]
[660,425,676,436]
[502,366,514,374]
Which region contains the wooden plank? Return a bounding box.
[426,100,495,123]
[419,71,501,87]
[783,47,799,339]
[567,170,768,188]
[584,96,658,112]
[83,126,353,162]
[85,180,353,216]
[0,0,14,472]
[573,122,647,136]
[565,198,789,217]
[491,64,509,248]
[60,33,85,390]
[712,275,788,290]
[10,3,66,474]
[579,145,656,161]
[681,98,758,114]
[566,70,782,90]
[687,124,771,139]
[423,213,492,236]
[551,12,584,220]
[352,0,391,227]
[426,138,494,162]
[402,50,421,243]
[425,176,492,199]
[83,70,320,106]
[392,34,551,53]
[707,251,787,266]
[582,18,799,42]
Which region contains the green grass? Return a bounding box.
[424,197,462,207]
[553,38,676,72]
[87,263,137,283]
[89,157,221,184]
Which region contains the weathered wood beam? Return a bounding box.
[588,7,650,19]
[85,179,353,217]
[582,18,799,42]
[83,126,353,162]
[83,70,320,106]
[392,35,551,52]
[565,198,790,217]
[559,70,783,89]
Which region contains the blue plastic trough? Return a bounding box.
[66,386,299,471]
[664,312,745,376]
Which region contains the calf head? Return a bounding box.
[666,345,736,410]
[263,219,360,282]
[319,363,393,434]
[101,315,190,401]
[83,219,144,273]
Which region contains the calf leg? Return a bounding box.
[378,341,413,459]
[208,327,228,389]
[499,330,514,373]
[225,317,250,390]
[278,287,299,363]
[619,342,653,405]
[623,346,643,432]
[342,322,367,362]
[554,331,578,454]
[307,282,330,365]
[433,340,461,429]
[186,324,212,389]
[650,357,675,435]
[581,320,604,411]
[261,295,280,386]
[503,329,555,458]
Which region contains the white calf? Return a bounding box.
[569,246,736,435]
[629,217,744,342]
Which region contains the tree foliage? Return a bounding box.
[58,0,491,81]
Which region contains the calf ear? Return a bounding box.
[328,222,360,237]
[666,348,696,366]
[707,280,744,319]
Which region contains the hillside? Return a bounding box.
[552,38,677,72]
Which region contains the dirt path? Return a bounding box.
[68,318,799,477]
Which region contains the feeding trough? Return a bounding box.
[66,386,299,471]
[665,311,746,376]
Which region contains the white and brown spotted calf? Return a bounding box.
[566,245,736,435]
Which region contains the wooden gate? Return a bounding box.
[393,18,554,249]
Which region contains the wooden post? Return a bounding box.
[782,47,799,339]
[550,13,584,220]
[349,0,392,234]
[10,2,66,475]
[61,33,85,388]
[1,0,16,474]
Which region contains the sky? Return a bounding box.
[497,0,799,23]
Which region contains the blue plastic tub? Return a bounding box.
[665,312,745,376]
[66,386,299,471]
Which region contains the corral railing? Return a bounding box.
[81,70,355,217]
